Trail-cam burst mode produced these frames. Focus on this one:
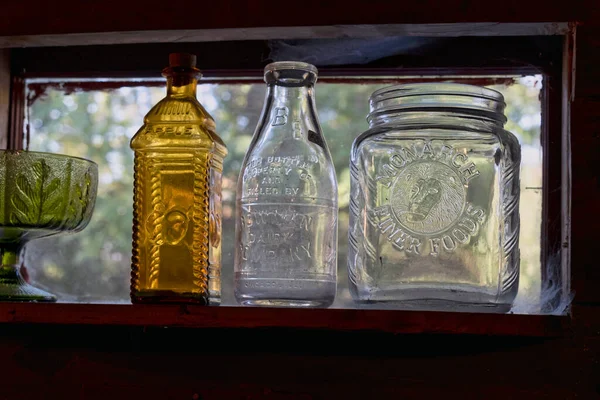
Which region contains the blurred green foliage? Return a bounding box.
[24,77,542,309]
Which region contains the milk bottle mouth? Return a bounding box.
[264,61,318,86]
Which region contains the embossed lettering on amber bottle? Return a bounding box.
[130,53,227,305]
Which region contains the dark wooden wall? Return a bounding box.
[0,323,597,399]
[0,2,599,399]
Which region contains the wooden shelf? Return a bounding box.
[0,302,570,337]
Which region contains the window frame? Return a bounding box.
[0,24,575,335]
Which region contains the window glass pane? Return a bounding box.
[24,78,542,312]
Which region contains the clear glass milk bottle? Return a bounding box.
[348,83,521,312]
[235,62,338,307]
[130,53,227,305]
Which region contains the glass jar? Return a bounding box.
[348,83,521,312]
[234,61,338,307]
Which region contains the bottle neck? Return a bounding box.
[262,84,319,136]
[270,84,313,106]
[165,72,198,97]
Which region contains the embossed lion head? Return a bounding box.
[392,162,465,235]
[407,178,442,222]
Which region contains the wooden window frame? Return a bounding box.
[0,23,575,337]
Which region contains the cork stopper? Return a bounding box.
[169,53,197,68]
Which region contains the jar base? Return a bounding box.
[350,286,515,313]
[353,299,512,314]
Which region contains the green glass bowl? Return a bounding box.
[0,150,98,301]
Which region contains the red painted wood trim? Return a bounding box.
[0,303,570,336]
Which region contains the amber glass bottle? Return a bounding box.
[130,53,227,305]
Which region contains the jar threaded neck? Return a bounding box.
[368,83,507,127]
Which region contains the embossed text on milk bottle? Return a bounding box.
[235,62,338,307]
[348,83,521,313]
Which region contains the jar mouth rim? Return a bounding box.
[369,82,504,102]
[368,82,507,124]
[264,61,318,75]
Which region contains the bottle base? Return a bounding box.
[131,289,215,305]
[237,298,334,308]
[235,276,336,308]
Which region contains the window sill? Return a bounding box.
[0,302,570,337]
